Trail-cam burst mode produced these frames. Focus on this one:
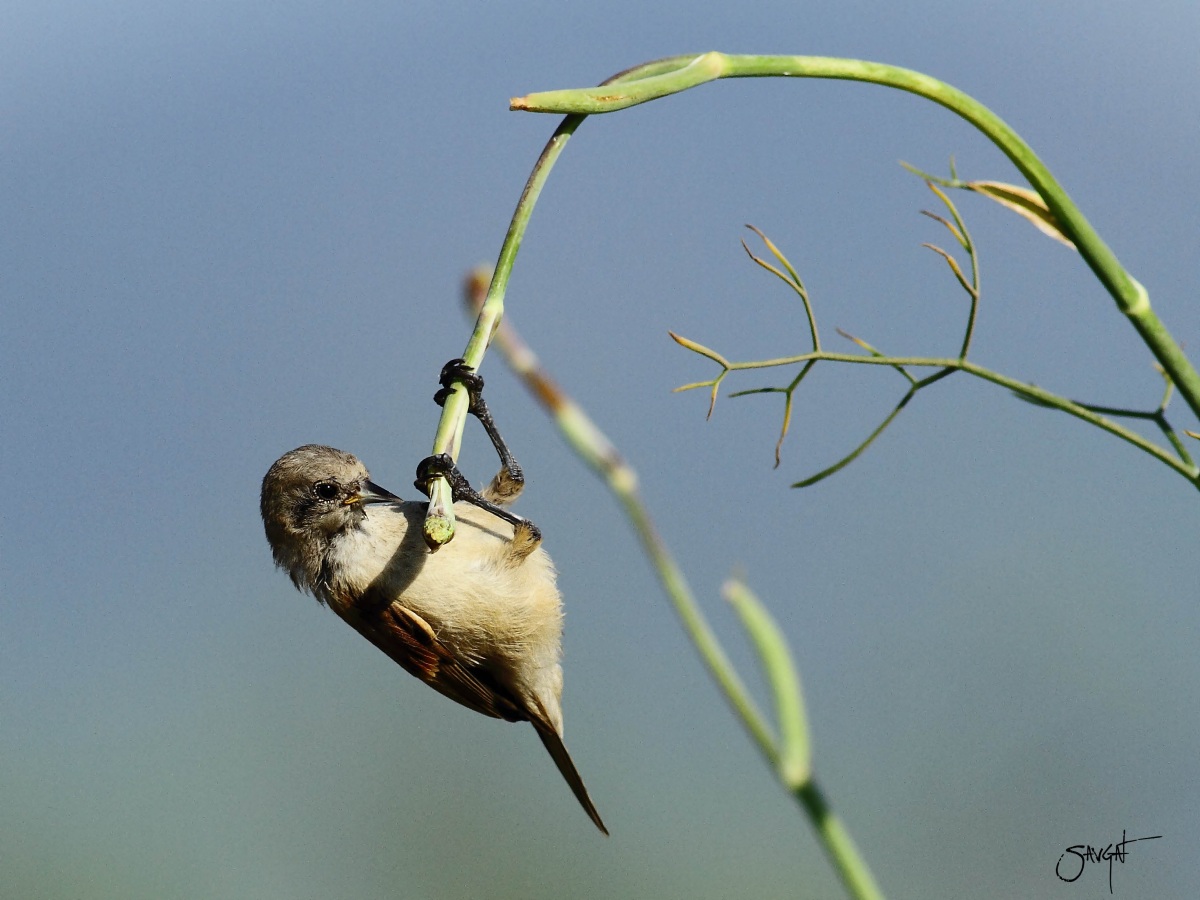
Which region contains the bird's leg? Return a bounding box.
[414,454,541,560]
[433,358,524,506]
[418,359,540,560]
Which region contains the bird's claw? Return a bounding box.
[433,358,484,411]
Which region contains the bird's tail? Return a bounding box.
[533,721,608,835]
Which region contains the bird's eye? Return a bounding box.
[313,481,339,501]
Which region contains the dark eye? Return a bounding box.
[313,481,339,501]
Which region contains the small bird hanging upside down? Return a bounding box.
[259,360,607,834]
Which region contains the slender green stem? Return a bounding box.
[743,225,820,352]
[422,116,585,545]
[425,57,718,544]
[677,347,1200,484]
[1160,418,1195,469]
[1074,403,1195,470]
[922,183,980,360]
[464,276,775,756]
[796,782,885,900]
[513,52,1200,424]
[723,578,811,787]
[463,271,883,899]
[793,387,916,488]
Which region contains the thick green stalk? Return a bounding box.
[513,52,1200,423]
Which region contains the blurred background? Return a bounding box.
[3,2,1197,897]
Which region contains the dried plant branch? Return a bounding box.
[673,200,1200,490]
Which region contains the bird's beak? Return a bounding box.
[345,479,401,506]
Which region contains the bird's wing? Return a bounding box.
[384,604,609,835]
[330,587,609,834]
[332,593,527,724]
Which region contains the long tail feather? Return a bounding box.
[533,722,608,835]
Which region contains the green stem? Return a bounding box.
[425,58,708,544]
[793,387,916,488]
[796,782,885,900]
[469,275,883,899]
[693,349,1200,484]
[513,52,1200,424]
[723,578,811,788]
[423,113,586,545]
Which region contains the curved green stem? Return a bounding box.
[513,52,1200,424]
[723,578,811,787]
[425,59,704,544]
[422,115,585,545]
[793,387,916,488]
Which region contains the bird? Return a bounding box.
[259,366,606,834]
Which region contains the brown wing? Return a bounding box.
[329,589,527,723]
[328,586,609,834]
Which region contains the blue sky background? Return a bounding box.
[3,2,1198,898]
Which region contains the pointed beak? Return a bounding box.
[345,478,401,506]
